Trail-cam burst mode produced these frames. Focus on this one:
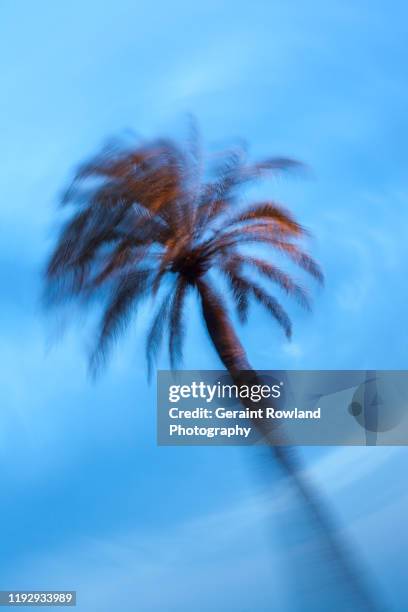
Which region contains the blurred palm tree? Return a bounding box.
[44,125,380,610]
[46,130,320,372]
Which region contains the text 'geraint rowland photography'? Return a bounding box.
[157,370,408,446]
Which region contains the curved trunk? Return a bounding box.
[198,278,381,611]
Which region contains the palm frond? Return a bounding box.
[195,147,246,228]
[222,264,291,337]
[151,239,182,295]
[251,284,292,337]
[47,204,133,280]
[226,253,311,309]
[221,259,251,322]
[201,223,293,260]
[146,287,174,379]
[168,279,189,369]
[239,157,304,180]
[46,209,93,277]
[91,242,145,287]
[226,202,306,236]
[208,229,323,284]
[91,269,152,371]
[63,139,190,235]
[272,240,324,282]
[196,155,303,229]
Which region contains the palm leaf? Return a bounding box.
[251,284,292,337]
[91,269,152,371]
[209,229,323,283]
[221,259,251,322]
[168,279,189,369]
[226,253,311,309]
[226,202,306,236]
[146,287,174,379]
[222,264,291,336]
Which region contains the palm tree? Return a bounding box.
[44,129,380,610]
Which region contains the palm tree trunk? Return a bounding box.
[198,278,381,611]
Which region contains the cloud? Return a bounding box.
[3,445,405,611]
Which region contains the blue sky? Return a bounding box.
[0,1,407,610]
